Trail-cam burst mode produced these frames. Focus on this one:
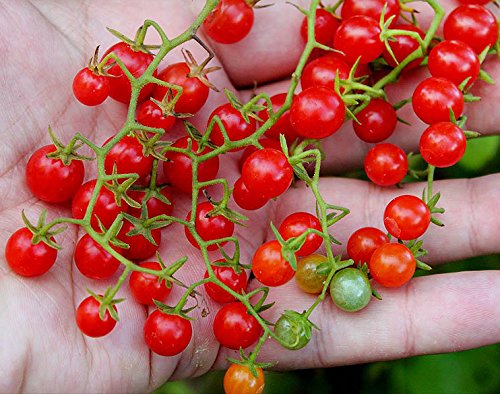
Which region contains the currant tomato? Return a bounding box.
[274,310,312,350]
[384,195,431,240]
[72,68,109,106]
[233,177,269,211]
[185,201,235,251]
[295,254,329,294]
[129,262,172,305]
[127,188,174,219]
[102,42,156,103]
[203,262,248,303]
[353,99,397,143]
[443,5,498,54]
[224,364,265,394]
[208,103,257,149]
[26,145,85,203]
[419,122,467,168]
[74,234,120,280]
[257,93,298,142]
[290,86,345,139]
[136,100,176,132]
[144,310,192,356]
[300,8,340,45]
[117,219,161,261]
[333,16,383,64]
[301,55,350,91]
[72,179,128,230]
[203,0,254,44]
[341,0,400,26]
[382,24,426,70]
[104,135,153,182]
[330,268,372,312]
[412,77,464,125]
[252,240,295,287]
[213,302,262,349]
[76,296,117,338]
[241,148,293,199]
[238,138,282,171]
[347,227,389,265]
[153,62,210,114]
[5,228,57,277]
[364,143,408,186]
[278,212,323,256]
[163,136,220,194]
[369,243,416,287]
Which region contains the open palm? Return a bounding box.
[0,1,499,392]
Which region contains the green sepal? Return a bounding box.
[416,260,432,271]
[21,210,64,250]
[46,126,94,166]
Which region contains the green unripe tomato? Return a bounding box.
[330,268,372,312]
[274,310,312,350]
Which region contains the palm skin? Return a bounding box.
[0,1,499,392]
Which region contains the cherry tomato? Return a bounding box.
[290,86,345,139]
[213,302,262,349]
[278,212,323,256]
[76,296,117,338]
[382,24,426,70]
[203,0,254,44]
[117,219,161,261]
[208,103,257,150]
[144,310,192,356]
[419,122,467,168]
[333,16,383,64]
[353,99,397,143]
[369,243,416,287]
[301,55,350,91]
[71,179,128,230]
[74,234,121,280]
[104,135,153,182]
[102,42,156,103]
[224,364,265,394]
[257,93,298,142]
[232,177,269,211]
[203,261,248,303]
[5,228,57,277]
[185,201,235,251]
[127,188,174,219]
[295,254,329,294]
[241,148,293,199]
[300,8,340,45]
[384,195,431,240]
[72,68,109,106]
[129,262,172,305]
[153,62,210,114]
[443,5,498,54]
[252,240,295,287]
[364,143,408,186]
[330,268,372,312]
[136,100,176,132]
[26,145,85,203]
[347,227,389,265]
[341,0,400,26]
[238,138,282,171]
[412,77,464,125]
[163,136,220,194]
[274,310,312,350]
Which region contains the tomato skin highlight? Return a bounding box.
[203,0,254,44]
[419,122,467,168]
[353,99,397,143]
[213,302,262,349]
[233,177,269,211]
[252,240,295,287]
[224,364,265,394]
[144,310,192,356]
[364,143,408,187]
[347,227,389,265]
[129,262,172,306]
[341,0,401,27]
[74,234,121,280]
[384,195,431,240]
[208,103,257,150]
[72,68,109,106]
[301,55,350,91]
[26,145,85,203]
[238,138,282,172]
[278,212,323,257]
[76,296,117,338]
[369,243,416,287]
[204,262,248,303]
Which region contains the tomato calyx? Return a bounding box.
[45,126,93,166]
[87,288,124,322]
[203,190,249,226]
[227,349,273,380]
[153,299,197,321]
[120,212,169,247]
[104,164,142,209]
[401,239,432,271]
[224,89,265,124]
[20,209,65,251]
[245,0,272,9]
[106,25,160,55]
[182,37,221,91]
[86,45,116,77]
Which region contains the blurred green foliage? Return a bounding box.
[156,136,500,394]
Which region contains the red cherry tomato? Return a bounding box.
[369,243,416,287]
[74,234,121,280]
[419,122,467,168]
[5,228,57,277]
[127,188,174,219]
[213,302,262,349]
[300,8,340,45]
[347,227,389,265]
[224,364,265,394]
[204,262,248,303]
[26,145,85,203]
[233,177,269,211]
[238,138,282,171]
[353,99,397,143]
[117,219,161,261]
[129,262,172,305]
[341,0,401,26]
[364,143,408,186]
[241,148,294,199]
[208,103,257,150]
[412,77,464,125]
[278,212,323,257]
[163,136,220,194]
[257,93,298,142]
[384,195,431,240]
[252,240,295,287]
[76,296,117,338]
[72,68,109,106]
[104,135,153,182]
[144,310,192,356]
[382,24,426,70]
[301,55,350,91]
[136,100,176,132]
[203,0,254,44]
[290,86,345,139]
[185,201,235,251]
